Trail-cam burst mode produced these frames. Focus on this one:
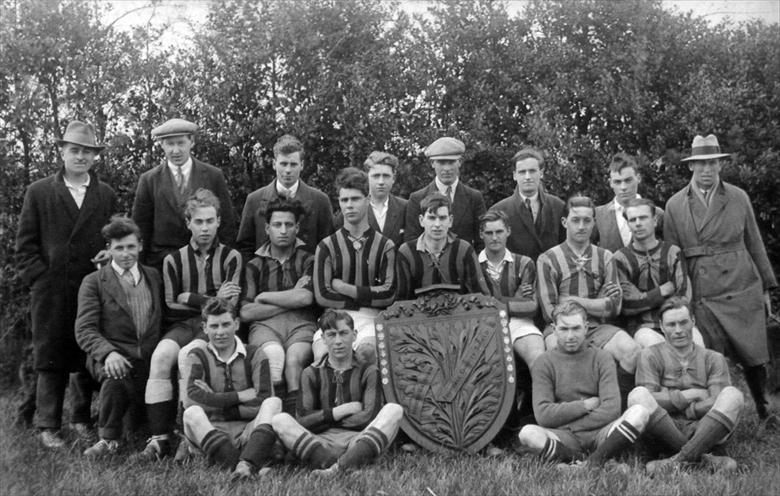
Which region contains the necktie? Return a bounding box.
[122,269,135,287]
[280,187,293,199]
[174,166,185,193]
[701,189,710,206]
[445,185,453,203]
[525,198,534,220]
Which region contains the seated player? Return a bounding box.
[136,188,242,461]
[240,198,316,414]
[518,301,650,470]
[271,309,403,475]
[612,198,705,348]
[181,297,281,478]
[537,195,640,403]
[75,217,163,457]
[397,192,490,299]
[628,296,744,473]
[313,168,396,364]
[478,210,544,369]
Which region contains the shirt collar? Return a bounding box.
[276,180,300,197]
[613,195,641,212]
[690,179,719,197]
[517,189,538,202]
[189,238,219,256]
[255,238,306,260]
[313,352,358,370]
[415,232,456,252]
[207,335,246,364]
[167,157,192,176]
[63,173,91,191]
[478,249,514,264]
[435,177,458,194]
[369,195,389,209]
[111,260,141,283]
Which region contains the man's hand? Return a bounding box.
[659,281,676,297]
[91,249,111,268]
[331,278,347,295]
[177,292,192,305]
[237,388,256,403]
[681,388,709,402]
[582,397,600,411]
[104,351,132,379]
[295,275,311,289]
[193,379,215,393]
[217,281,241,299]
[333,401,363,420]
[603,282,621,300]
[520,283,534,298]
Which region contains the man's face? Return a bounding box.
[274,152,302,189]
[322,319,356,361]
[108,233,141,271]
[609,167,640,207]
[514,158,543,197]
[480,220,509,254]
[265,210,299,249]
[562,206,595,245]
[204,312,238,353]
[367,164,395,200]
[60,143,97,176]
[553,312,588,354]
[689,158,722,190]
[338,187,369,226]
[160,135,193,167]
[187,206,220,246]
[624,204,656,243]
[420,206,452,242]
[431,158,460,186]
[660,306,695,351]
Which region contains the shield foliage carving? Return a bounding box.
[375,290,516,453]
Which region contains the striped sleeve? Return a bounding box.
[596,249,621,317]
[340,364,382,430]
[313,238,348,309]
[668,245,692,301]
[396,243,416,300]
[243,259,261,302]
[613,249,661,316]
[536,250,560,323]
[462,243,490,295]
[297,366,333,433]
[354,235,396,308]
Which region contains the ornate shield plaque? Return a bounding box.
[375,290,516,453]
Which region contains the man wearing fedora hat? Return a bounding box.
[404,137,487,250]
[15,121,118,448]
[132,118,237,270]
[664,134,777,422]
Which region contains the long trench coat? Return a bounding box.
[664,181,777,366]
[15,170,118,371]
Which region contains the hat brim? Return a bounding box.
[681,153,730,162]
[427,154,462,160]
[56,139,105,151]
[153,132,194,140]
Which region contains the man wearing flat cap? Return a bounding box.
[664,134,777,422]
[132,118,237,270]
[334,151,407,247]
[404,137,487,250]
[15,121,118,448]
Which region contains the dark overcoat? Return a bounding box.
[334,194,408,247]
[664,181,777,365]
[15,170,118,371]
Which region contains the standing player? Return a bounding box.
[135,189,242,461]
[313,168,396,364]
[241,198,316,414]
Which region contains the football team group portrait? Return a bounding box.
[2,0,779,495]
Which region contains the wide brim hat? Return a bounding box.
[681,134,731,162]
[425,137,465,160]
[56,121,104,151]
[151,118,198,140]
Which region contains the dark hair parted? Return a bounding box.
[335,167,369,197]
[201,297,236,321]
[563,195,596,218]
[658,296,693,322]
[318,308,355,332]
[273,134,304,159]
[101,215,142,243]
[552,300,588,326]
[609,152,639,174]
[420,192,451,216]
[622,197,657,219]
[479,209,510,233]
[511,147,545,168]
[264,197,306,223]
[184,188,221,220]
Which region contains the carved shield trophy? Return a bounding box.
[376,289,516,453]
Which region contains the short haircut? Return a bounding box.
[264,197,306,224]
[658,296,693,323]
[609,152,639,175]
[511,147,544,169]
[273,134,304,160]
[622,197,657,219]
[101,215,142,243]
[184,188,221,220]
[335,167,369,197]
[201,297,236,321]
[420,192,451,216]
[318,308,354,332]
[552,300,588,326]
[364,152,399,173]
[563,195,595,218]
[479,209,510,233]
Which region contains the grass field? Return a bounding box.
[2,379,780,496]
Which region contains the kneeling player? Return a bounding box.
[271,309,403,474]
[182,298,281,478]
[518,301,650,469]
[629,296,744,473]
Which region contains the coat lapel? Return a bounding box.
[101,266,134,320]
[385,195,402,236]
[69,172,103,242]
[451,183,468,227]
[159,164,183,214]
[53,173,80,227]
[517,191,542,249]
[140,265,162,324]
[700,184,729,233]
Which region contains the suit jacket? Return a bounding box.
[132,158,237,268]
[405,180,486,249]
[490,187,565,261]
[333,194,407,247]
[236,179,334,258]
[593,200,664,253]
[664,181,776,364]
[15,169,118,370]
[75,264,163,371]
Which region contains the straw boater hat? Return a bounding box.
[56,121,104,151]
[680,134,731,162]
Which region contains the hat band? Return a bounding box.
[690,145,722,155]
